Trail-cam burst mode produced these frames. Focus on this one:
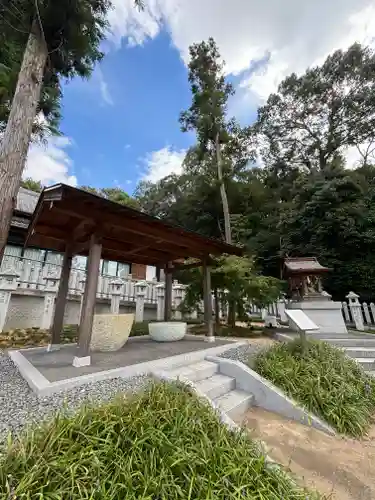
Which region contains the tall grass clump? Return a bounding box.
[0,381,318,499]
[254,339,375,437]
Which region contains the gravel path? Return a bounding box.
[0,351,151,442]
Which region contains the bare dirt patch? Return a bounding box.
[237,407,375,500]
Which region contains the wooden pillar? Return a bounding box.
[164,262,173,321]
[203,261,214,342]
[48,246,72,350]
[73,234,102,366]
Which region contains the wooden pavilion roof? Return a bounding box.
[25,184,243,268]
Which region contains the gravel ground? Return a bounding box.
[0,351,151,442]
[219,339,274,364]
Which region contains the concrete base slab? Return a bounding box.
[72,355,91,367]
[46,343,61,352]
[205,336,215,343]
[288,300,347,334]
[8,336,245,397]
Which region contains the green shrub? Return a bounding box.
[254,339,375,437]
[0,382,318,499]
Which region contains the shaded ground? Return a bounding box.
[236,407,375,500]
[22,337,233,382]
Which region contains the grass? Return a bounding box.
[0,381,319,499]
[254,339,375,437]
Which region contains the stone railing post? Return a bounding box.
[172,283,185,320]
[346,291,364,331]
[78,276,86,323]
[41,276,59,330]
[135,281,147,323]
[342,301,350,323]
[0,269,19,332]
[156,283,165,321]
[109,278,124,314]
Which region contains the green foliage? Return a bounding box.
[256,43,375,171]
[177,256,284,320]
[20,177,43,192]
[0,382,317,499]
[254,339,375,437]
[81,185,140,209]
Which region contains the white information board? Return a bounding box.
[285,309,319,333]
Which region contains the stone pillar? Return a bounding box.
[172,283,185,320]
[277,296,287,322]
[0,270,19,332]
[346,291,364,331]
[74,234,102,367]
[109,278,124,314]
[203,261,214,342]
[156,283,165,321]
[135,281,147,323]
[164,262,173,321]
[41,276,59,330]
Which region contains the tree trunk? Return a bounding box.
[0,19,47,261]
[215,132,232,244]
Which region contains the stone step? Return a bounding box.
[354,358,375,371]
[167,360,218,382]
[344,347,375,359]
[195,374,235,399]
[311,332,375,339]
[213,390,254,419]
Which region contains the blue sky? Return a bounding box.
[61,31,194,191]
[24,0,373,192]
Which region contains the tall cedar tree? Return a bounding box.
[180,38,234,244]
[0,0,144,260]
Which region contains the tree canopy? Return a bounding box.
[136,42,375,302]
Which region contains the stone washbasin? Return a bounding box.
[90,313,135,351]
[148,322,187,342]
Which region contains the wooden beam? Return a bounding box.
[33,224,66,241]
[72,220,95,242]
[53,203,218,256]
[75,234,102,362]
[50,245,72,346]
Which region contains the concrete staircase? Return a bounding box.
[308,332,375,376]
[166,360,254,419]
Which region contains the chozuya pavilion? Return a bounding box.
[25,183,243,367]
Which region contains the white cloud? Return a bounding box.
[24,136,78,186]
[141,146,186,182]
[97,67,114,106]
[108,0,375,104]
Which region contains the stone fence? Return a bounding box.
[0,255,194,332]
[341,291,375,331]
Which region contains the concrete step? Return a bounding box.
[214,390,254,419]
[368,371,375,378]
[344,347,375,359]
[195,374,235,399]
[354,358,375,371]
[167,360,218,382]
[320,338,375,348]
